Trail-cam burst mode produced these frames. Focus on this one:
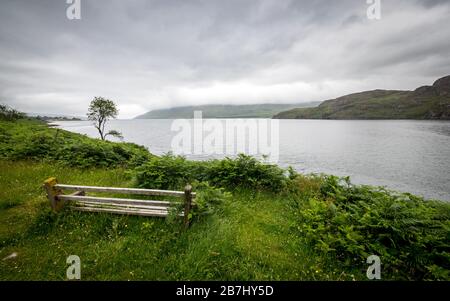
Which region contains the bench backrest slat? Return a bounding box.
[55,184,195,198]
[58,194,179,207]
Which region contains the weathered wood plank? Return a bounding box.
[43,177,63,211]
[45,179,190,219]
[55,184,196,197]
[70,191,85,196]
[72,200,173,212]
[184,185,193,229]
[69,206,170,217]
[57,194,180,207]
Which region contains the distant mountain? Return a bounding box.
[135,102,321,119]
[273,76,450,120]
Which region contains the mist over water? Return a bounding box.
[55,119,450,201]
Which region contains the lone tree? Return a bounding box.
[87,97,123,140]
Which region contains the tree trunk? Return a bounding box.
[97,120,105,140]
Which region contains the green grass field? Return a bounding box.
[0,119,448,280]
[0,161,348,280]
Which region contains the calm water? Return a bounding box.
[55,119,450,201]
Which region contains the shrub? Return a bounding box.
[135,154,192,190]
[293,175,450,280]
[119,143,152,168]
[56,141,119,168]
[191,181,231,218]
[55,140,151,168]
[134,153,287,192]
[205,154,287,192]
[0,119,151,168]
[13,132,55,159]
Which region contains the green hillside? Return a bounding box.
[135,102,321,119]
[274,76,450,120]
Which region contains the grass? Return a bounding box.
[0,160,343,280]
[0,119,448,280]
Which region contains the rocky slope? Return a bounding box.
[274,76,450,120]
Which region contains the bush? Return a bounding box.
[135,154,193,190]
[55,140,151,168]
[293,175,450,280]
[13,132,55,159]
[0,120,151,168]
[205,154,286,191]
[191,181,231,218]
[56,141,120,168]
[134,153,287,192]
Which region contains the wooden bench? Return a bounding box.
[43,178,195,228]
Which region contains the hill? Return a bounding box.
[273,76,450,119]
[135,102,321,119]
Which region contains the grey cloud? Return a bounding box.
[0,0,449,118]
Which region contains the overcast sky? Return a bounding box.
[1,0,449,118]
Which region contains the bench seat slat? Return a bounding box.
[57,194,180,207]
[72,200,175,212]
[68,206,180,217]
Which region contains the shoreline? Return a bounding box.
[53,119,450,202]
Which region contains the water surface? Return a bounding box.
[55,119,450,201]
